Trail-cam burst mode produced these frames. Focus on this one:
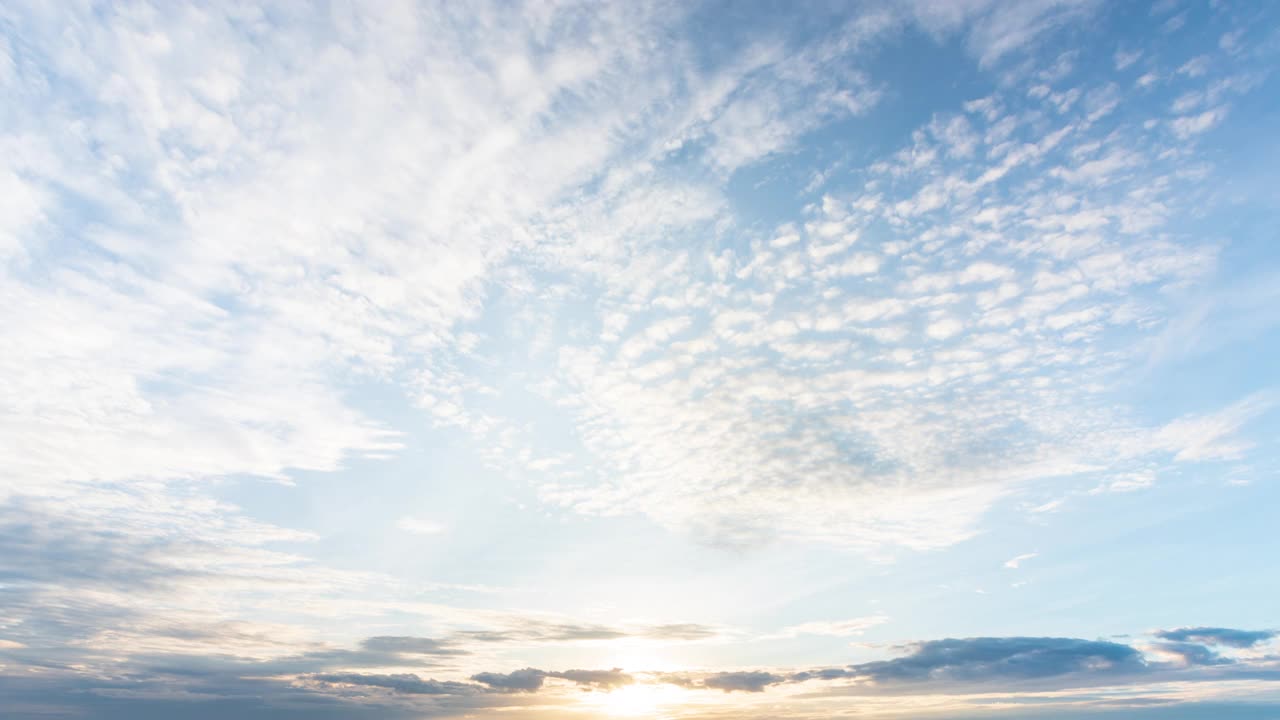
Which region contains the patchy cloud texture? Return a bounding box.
[1,0,1278,718]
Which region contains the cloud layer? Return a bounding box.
[2,1,1278,719]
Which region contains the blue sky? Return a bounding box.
[2,1,1279,718]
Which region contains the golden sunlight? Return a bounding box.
[586,683,686,717]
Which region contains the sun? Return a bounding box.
[576,647,687,717]
[588,683,684,717]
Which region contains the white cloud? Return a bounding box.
[1170,106,1228,138]
[769,615,890,639]
[0,169,45,260]
[1004,552,1038,569]
[816,253,882,279]
[1178,55,1211,78]
[1114,49,1142,70]
[1028,498,1065,514]
[907,0,1098,68]
[1153,393,1274,462]
[1090,470,1156,494]
[1,9,1274,707]
[926,316,965,340]
[519,45,1259,554]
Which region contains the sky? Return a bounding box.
[2,1,1279,718]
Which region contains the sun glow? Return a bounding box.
[587,683,685,717]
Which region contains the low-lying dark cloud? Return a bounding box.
[315,666,635,696]
[312,672,479,695]
[844,636,1147,683]
[5,626,1279,719]
[788,667,859,682]
[654,670,788,693]
[470,668,547,692]
[469,667,634,692]
[1147,627,1277,668]
[702,670,787,692]
[549,668,634,689]
[1154,641,1227,666]
[652,636,1155,694]
[1154,628,1277,649]
[0,673,422,720]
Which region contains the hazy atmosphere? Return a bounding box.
[2,1,1279,718]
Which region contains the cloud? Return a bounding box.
[1153,393,1274,462]
[1170,106,1229,139]
[702,670,787,693]
[469,667,633,692]
[358,637,462,656]
[643,623,723,641]
[1004,552,1039,569]
[1151,642,1228,667]
[769,615,890,639]
[0,673,424,720]
[469,668,547,692]
[546,669,635,690]
[2,3,1277,720]
[453,619,721,646]
[528,10,1266,553]
[1090,469,1156,494]
[1154,628,1278,649]
[4,0,1264,572]
[460,623,623,643]
[845,637,1147,684]
[4,627,1280,718]
[1178,55,1212,78]
[1146,627,1279,669]
[313,673,480,695]
[642,629,1280,698]
[926,316,965,340]
[907,0,1099,68]
[788,667,861,682]
[659,670,790,693]
[1115,48,1142,70]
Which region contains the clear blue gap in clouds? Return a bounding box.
[0,0,1278,718]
